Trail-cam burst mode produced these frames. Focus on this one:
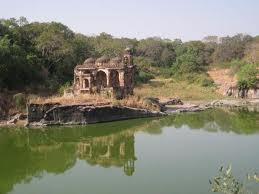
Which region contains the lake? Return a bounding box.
[0,108,258,194]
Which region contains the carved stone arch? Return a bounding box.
[83,79,89,88]
[109,70,120,87]
[96,70,107,91]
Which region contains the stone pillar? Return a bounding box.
[107,70,111,87]
[119,71,125,87]
[79,76,83,89]
[88,78,91,88]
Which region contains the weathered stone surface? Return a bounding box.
[208,99,259,107]
[7,118,17,124]
[27,103,60,123]
[160,98,184,106]
[73,48,136,99]
[165,104,210,114]
[164,99,259,114]
[226,87,259,99]
[144,97,166,112]
[27,103,166,126]
[9,113,27,121]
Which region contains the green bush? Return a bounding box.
[200,78,215,87]
[13,93,26,111]
[237,63,258,89]
[229,60,247,75]
[159,68,172,78]
[135,71,155,85]
[58,82,72,95]
[172,72,215,87]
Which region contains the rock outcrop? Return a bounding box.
[27,103,166,126]
[208,68,259,99]
[226,86,259,99]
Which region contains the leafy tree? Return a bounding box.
[237,63,258,89]
[244,38,259,64]
[0,16,259,93]
[213,34,253,63]
[172,41,209,74]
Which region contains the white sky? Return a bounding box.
[1,0,259,41]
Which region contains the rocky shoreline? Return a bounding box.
[166,99,259,113]
[0,99,258,127]
[27,104,166,127]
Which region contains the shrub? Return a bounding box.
[237,63,258,89]
[135,71,155,85]
[159,67,172,78]
[212,60,246,76]
[13,93,26,111]
[58,82,71,96]
[200,78,215,87]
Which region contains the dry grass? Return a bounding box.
[28,78,224,111]
[29,94,112,105]
[208,68,237,95]
[135,78,224,101]
[113,96,160,112]
[29,93,160,111]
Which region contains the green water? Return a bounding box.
[0,108,258,194]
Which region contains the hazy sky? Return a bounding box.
[1,0,259,41]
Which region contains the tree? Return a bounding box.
[237,63,258,89]
[172,41,210,74]
[244,38,259,64]
[213,34,253,63]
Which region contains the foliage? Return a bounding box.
[237,64,258,89]
[171,41,211,75]
[210,165,243,194]
[199,76,215,87]
[58,82,71,96]
[134,70,155,85]
[135,78,222,100]
[12,93,26,111]
[210,165,259,194]
[0,17,258,94]
[213,34,253,63]
[244,37,259,64]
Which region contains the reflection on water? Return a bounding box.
[0,108,258,194]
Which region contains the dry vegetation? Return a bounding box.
[29,93,163,111]
[135,78,224,101]
[113,96,161,111]
[29,94,112,105]
[28,78,224,112]
[29,93,161,111]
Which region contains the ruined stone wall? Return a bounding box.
[27,104,164,126]
[27,103,60,123]
[123,66,135,95]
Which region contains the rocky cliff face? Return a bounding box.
[226,86,259,99]
[208,68,258,99]
[27,103,165,126]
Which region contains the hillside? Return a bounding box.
[208,68,237,96]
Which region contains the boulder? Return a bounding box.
[143,97,166,112]
[7,118,17,124]
[161,98,183,106]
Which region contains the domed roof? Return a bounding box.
[111,56,122,63]
[84,57,95,64]
[96,56,110,63]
